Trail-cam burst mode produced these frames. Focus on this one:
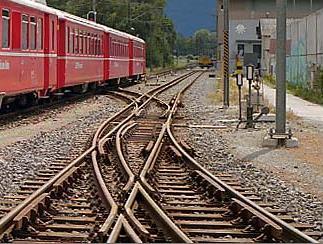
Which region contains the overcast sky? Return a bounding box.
[166,0,216,36]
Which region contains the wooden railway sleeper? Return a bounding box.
[142,140,155,158]
[166,145,183,161]
[226,198,283,241]
[191,170,225,202]
[12,194,50,231]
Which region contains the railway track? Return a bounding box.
[0,70,321,243]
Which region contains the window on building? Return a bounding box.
[253,44,262,58]
[2,9,10,48]
[237,44,244,56]
[37,18,43,50]
[22,14,29,50]
[30,17,36,50]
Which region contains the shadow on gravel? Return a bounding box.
[242,148,275,161]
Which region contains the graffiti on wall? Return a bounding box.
[285,9,323,87]
[287,35,307,85]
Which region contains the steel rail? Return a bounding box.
[123,182,192,243]
[98,71,196,153]
[107,214,142,243]
[116,122,138,192]
[140,72,204,191]
[138,69,317,243]
[164,76,318,243]
[91,150,118,239]
[166,126,318,243]
[0,71,198,240]
[0,91,135,238]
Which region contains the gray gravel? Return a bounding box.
[125,70,194,104]
[0,95,125,196]
[177,72,323,231]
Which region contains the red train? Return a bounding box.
[0,0,146,109]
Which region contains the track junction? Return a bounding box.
[0,71,321,243]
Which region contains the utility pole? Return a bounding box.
[128,0,131,25]
[275,0,287,142]
[223,0,230,108]
[263,0,298,148]
[92,0,96,12]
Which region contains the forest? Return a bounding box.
[47,0,177,69]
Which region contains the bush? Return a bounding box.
[317,69,323,93]
[288,83,323,105]
[263,74,323,105]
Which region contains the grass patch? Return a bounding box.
[263,75,323,105]
[208,77,248,105]
[146,57,197,75]
[287,83,323,105]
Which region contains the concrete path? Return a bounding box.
[263,85,323,123]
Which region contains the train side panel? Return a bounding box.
[44,13,58,94]
[0,1,51,97]
[60,21,104,88]
[108,33,129,80]
[132,40,145,76]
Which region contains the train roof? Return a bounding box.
[9,0,145,44]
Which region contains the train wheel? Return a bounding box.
[16,93,38,108]
[16,95,28,108]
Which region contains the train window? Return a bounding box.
[95,36,98,55]
[79,31,83,54]
[98,38,101,55]
[2,9,10,48]
[66,27,69,53]
[87,33,90,54]
[22,15,29,50]
[89,34,93,55]
[30,17,36,50]
[37,18,43,50]
[95,37,98,56]
[75,29,78,54]
[51,21,55,50]
[98,39,100,55]
[85,33,87,54]
[70,31,74,54]
[85,33,88,54]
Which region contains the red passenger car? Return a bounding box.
[0,0,146,110]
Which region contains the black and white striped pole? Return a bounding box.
[223,0,230,108]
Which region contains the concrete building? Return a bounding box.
[216,0,323,73]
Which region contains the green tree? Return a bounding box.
[47,0,176,68]
[175,29,217,58]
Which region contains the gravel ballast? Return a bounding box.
[177,72,323,231]
[0,95,125,196]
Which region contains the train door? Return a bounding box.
[103,32,109,81]
[43,13,50,95]
[129,39,133,77]
[44,14,57,92]
[56,18,65,89]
